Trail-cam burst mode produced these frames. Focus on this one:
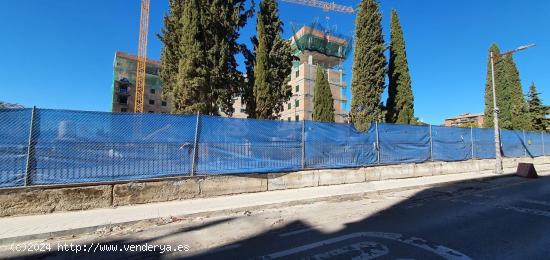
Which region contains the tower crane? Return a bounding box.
[134,0,150,113]
[280,0,354,13]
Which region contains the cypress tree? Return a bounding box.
[483,44,508,128]
[483,44,531,130]
[504,55,531,130]
[386,9,414,124]
[351,0,387,131]
[313,65,335,122]
[159,0,253,115]
[527,82,547,131]
[158,0,183,103]
[253,0,293,119]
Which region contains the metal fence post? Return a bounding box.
[542,132,545,156]
[375,122,380,164]
[24,106,37,186]
[191,111,200,176]
[523,130,527,157]
[429,125,433,161]
[470,126,475,160]
[301,119,305,169]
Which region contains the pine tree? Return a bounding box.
[350,0,387,131]
[313,65,335,122]
[253,0,293,119]
[386,9,414,124]
[527,82,547,131]
[159,0,253,115]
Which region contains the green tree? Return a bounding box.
[253,0,293,119]
[158,0,183,104]
[527,82,547,131]
[350,0,387,131]
[483,44,530,130]
[386,9,414,124]
[159,0,253,115]
[503,54,531,130]
[313,65,335,122]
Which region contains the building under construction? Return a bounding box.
[112,24,352,122]
[111,51,171,113]
[281,24,351,123]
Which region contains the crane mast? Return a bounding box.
[134,0,150,113]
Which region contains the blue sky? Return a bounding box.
[0,0,548,124]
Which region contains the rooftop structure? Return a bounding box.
[281,24,350,123]
[444,113,485,127]
[111,51,171,113]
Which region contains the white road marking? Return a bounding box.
[521,199,550,207]
[260,232,471,260]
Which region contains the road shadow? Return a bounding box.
[11,174,550,259]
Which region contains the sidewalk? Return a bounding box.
[0,171,539,244]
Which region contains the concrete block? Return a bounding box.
[318,168,365,186]
[533,156,550,165]
[364,167,381,181]
[200,174,267,197]
[378,164,415,180]
[475,159,494,171]
[0,185,112,217]
[268,170,319,190]
[414,162,437,177]
[113,178,199,206]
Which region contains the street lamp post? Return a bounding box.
[489,44,535,174]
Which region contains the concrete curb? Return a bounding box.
[0,172,524,245]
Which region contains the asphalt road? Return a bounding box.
[5,175,550,259]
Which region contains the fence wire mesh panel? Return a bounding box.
[378,123,430,164]
[500,129,525,158]
[0,109,32,187]
[195,115,302,175]
[29,109,195,185]
[0,107,549,188]
[525,131,543,157]
[431,126,473,161]
[304,121,376,169]
[472,128,495,159]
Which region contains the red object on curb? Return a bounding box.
[516,163,538,178]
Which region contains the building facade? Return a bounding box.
[111,52,171,113]
[280,26,349,123]
[443,113,485,127]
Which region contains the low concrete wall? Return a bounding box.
[2,156,550,217]
[0,185,112,217]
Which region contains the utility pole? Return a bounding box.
[489,43,535,174]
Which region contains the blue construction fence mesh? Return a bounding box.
[1,108,549,188]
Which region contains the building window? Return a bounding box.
[149,99,155,105]
[150,89,156,94]
[288,117,291,122]
[295,115,299,121]
[119,85,128,94]
[295,99,299,108]
[118,96,128,104]
[295,69,299,78]
[287,103,291,110]
[120,108,127,112]
[295,85,299,92]
[161,101,167,106]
